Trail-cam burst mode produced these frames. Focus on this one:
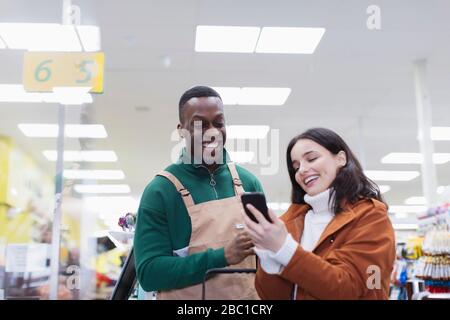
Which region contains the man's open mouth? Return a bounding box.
[202,141,220,148]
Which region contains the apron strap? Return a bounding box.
[227,162,245,195]
[157,171,195,209]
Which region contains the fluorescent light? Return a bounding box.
[392,224,418,231]
[239,87,291,105]
[394,212,409,219]
[0,84,48,102]
[18,124,57,137]
[229,151,255,163]
[213,87,240,105]
[227,125,270,139]
[63,170,125,180]
[379,185,391,194]
[0,23,79,51]
[213,87,291,106]
[0,23,100,51]
[267,202,280,210]
[430,127,450,141]
[43,150,117,162]
[256,27,325,54]
[279,203,290,210]
[404,196,426,205]
[18,124,107,138]
[381,152,450,164]
[74,184,130,194]
[381,153,421,164]
[195,25,260,53]
[84,196,138,214]
[0,84,92,104]
[267,202,290,211]
[430,153,449,163]
[44,87,92,105]
[389,205,426,214]
[195,26,325,55]
[365,170,420,181]
[76,25,101,52]
[66,124,107,138]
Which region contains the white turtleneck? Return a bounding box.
[255,188,335,274]
[300,188,335,251]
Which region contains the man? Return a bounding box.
[134,86,264,299]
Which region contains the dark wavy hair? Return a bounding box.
[286,128,386,214]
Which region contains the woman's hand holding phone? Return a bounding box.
[242,204,289,253]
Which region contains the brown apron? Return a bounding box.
[156,162,258,300]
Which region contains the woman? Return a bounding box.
[243,128,396,300]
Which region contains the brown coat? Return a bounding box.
[255,198,396,300]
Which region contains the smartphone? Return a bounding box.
[241,192,272,223]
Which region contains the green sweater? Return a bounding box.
[134,150,264,292]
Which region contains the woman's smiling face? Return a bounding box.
[290,138,346,196]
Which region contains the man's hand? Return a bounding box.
[224,231,254,265]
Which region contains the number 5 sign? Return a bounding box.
[23,52,105,93]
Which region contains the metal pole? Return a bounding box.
[413,59,438,207]
[49,104,66,300]
[49,0,72,300]
[62,0,72,25]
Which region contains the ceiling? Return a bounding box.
[1,0,450,227]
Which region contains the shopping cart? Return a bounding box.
[110,247,136,300]
[111,248,257,300]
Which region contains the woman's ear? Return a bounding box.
[337,151,347,167]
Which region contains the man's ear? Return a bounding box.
[337,150,347,167]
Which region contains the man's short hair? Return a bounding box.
[178,86,222,122]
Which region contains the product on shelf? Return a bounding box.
[414,203,450,294]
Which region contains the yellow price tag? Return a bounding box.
[23,52,105,93]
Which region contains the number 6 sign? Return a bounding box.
[23,52,104,93]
